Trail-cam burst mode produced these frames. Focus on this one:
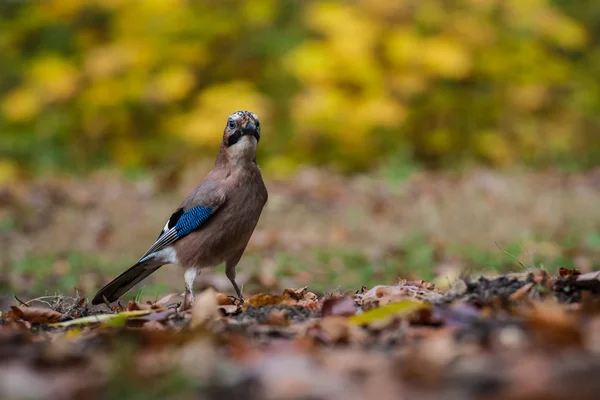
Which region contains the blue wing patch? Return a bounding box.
[174,206,213,237]
[138,205,214,263]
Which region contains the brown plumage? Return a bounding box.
[92,111,267,307]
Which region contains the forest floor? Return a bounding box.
[2,166,600,399]
[2,267,600,399]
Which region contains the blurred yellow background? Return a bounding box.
[1,0,599,183]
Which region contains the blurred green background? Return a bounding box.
[2,0,600,302]
[2,0,600,182]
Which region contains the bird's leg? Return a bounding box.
[182,267,198,310]
[225,261,244,304]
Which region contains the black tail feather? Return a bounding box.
[91,259,164,305]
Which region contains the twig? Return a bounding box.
[13,295,29,307]
[25,295,62,307]
[494,242,526,270]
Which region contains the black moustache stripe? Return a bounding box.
[227,131,243,147]
[227,131,260,147]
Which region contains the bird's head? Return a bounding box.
[222,110,261,164]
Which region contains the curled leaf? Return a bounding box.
[10,306,64,324]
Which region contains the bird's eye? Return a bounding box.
[228,119,236,130]
[255,120,260,128]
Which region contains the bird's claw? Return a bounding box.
[228,295,244,306]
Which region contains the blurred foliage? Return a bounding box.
[1,0,600,181]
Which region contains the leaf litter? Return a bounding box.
[2,269,600,399]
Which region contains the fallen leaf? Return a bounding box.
[282,286,308,301]
[521,302,582,349]
[143,321,166,331]
[218,305,241,316]
[9,306,64,324]
[264,309,290,326]
[50,310,154,327]
[349,299,429,327]
[509,282,534,301]
[244,288,319,309]
[558,267,581,277]
[245,293,283,308]
[191,288,219,328]
[127,300,167,311]
[215,292,234,305]
[312,317,350,343]
[575,271,600,291]
[305,316,368,344]
[321,296,356,317]
[132,309,175,322]
[155,293,178,305]
[397,279,436,291]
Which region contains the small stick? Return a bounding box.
[494,242,526,270]
[13,295,29,307]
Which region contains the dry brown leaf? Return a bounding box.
[245,293,283,308]
[577,271,600,281]
[244,287,319,309]
[309,317,349,343]
[264,309,290,326]
[533,269,549,285]
[9,306,64,324]
[127,300,150,311]
[522,302,582,349]
[558,267,581,277]
[143,320,166,331]
[305,317,368,345]
[285,291,319,309]
[397,279,436,291]
[321,296,356,317]
[127,300,167,311]
[282,286,308,301]
[218,305,241,316]
[155,293,178,306]
[509,282,534,301]
[358,285,409,306]
[215,292,235,305]
[191,288,219,328]
[575,271,600,292]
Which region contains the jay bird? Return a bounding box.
[92,110,267,308]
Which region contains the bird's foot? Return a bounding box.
[181,290,194,311]
[227,295,244,306]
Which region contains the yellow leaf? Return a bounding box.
[0,159,18,185]
[538,12,587,50]
[150,66,195,103]
[1,87,40,122]
[385,28,422,67]
[285,41,337,84]
[475,131,512,166]
[28,55,79,101]
[41,0,83,18]
[243,0,277,25]
[84,45,131,78]
[421,37,471,79]
[81,78,125,108]
[49,310,154,327]
[426,129,454,155]
[349,299,429,326]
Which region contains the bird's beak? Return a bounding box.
[241,122,260,142]
[241,122,257,136]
